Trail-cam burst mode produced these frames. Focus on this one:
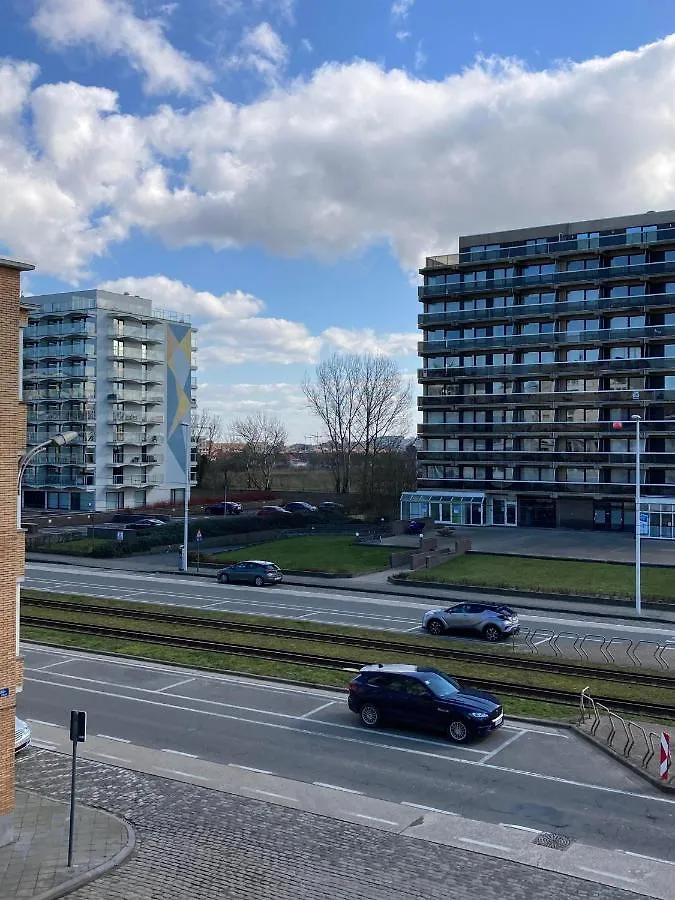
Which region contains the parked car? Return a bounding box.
[205,501,243,516]
[257,505,292,518]
[348,664,503,743]
[422,602,520,642]
[217,560,283,586]
[318,501,345,513]
[128,518,166,528]
[283,501,318,513]
[15,717,31,753]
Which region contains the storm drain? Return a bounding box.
[532,832,573,851]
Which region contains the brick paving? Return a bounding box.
[16,749,645,900]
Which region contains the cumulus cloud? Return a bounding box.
[197,380,314,440]
[391,0,415,19]
[228,22,288,82]
[322,327,419,357]
[7,37,675,276]
[32,0,212,95]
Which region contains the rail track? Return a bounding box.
[21,595,675,689]
[20,601,675,721]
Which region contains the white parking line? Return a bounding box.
[96,734,131,743]
[499,823,540,833]
[158,769,210,781]
[401,802,459,816]
[298,701,336,719]
[252,789,296,801]
[160,749,198,758]
[95,753,131,762]
[156,678,196,693]
[314,782,363,794]
[28,719,59,728]
[577,867,638,885]
[620,850,675,867]
[229,764,273,775]
[33,658,77,671]
[480,730,526,763]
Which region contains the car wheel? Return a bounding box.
[360,703,380,728]
[446,719,471,743]
[483,624,501,642]
[426,618,445,636]
[218,573,229,584]
[254,576,264,587]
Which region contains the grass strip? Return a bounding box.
[22,625,577,723]
[396,553,675,603]
[206,535,392,574]
[21,602,675,708]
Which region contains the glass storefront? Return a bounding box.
[401,491,486,526]
[642,498,675,539]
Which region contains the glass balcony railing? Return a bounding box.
[24,322,95,339]
[420,260,675,299]
[108,474,164,487]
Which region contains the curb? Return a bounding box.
[29,800,135,900]
[571,724,675,794]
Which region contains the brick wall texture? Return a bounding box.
[0,264,28,817]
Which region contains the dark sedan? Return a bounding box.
[217,560,283,586]
[205,501,243,515]
[283,501,318,513]
[257,505,292,518]
[348,663,503,743]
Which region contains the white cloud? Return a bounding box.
[414,40,426,71]
[8,37,675,278]
[322,327,419,357]
[391,0,415,19]
[395,30,410,42]
[301,37,313,53]
[229,21,288,82]
[32,0,212,95]
[197,380,314,439]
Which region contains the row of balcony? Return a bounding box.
[449,227,675,266]
[26,411,96,423]
[23,474,164,488]
[419,290,675,326]
[416,478,673,497]
[109,325,163,343]
[107,391,164,404]
[418,355,675,381]
[418,421,675,435]
[23,344,95,360]
[24,367,96,381]
[417,450,675,466]
[419,260,675,299]
[29,453,164,467]
[25,390,95,402]
[24,322,95,340]
[419,324,675,355]
[419,388,675,407]
[109,413,164,424]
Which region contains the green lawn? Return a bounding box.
[34,537,116,556]
[209,535,392,574]
[397,553,675,602]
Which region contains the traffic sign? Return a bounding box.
[660,732,671,781]
[195,530,203,542]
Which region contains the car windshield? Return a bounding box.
[418,672,460,697]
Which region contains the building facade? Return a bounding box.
[0,257,34,845]
[22,290,197,512]
[407,210,675,537]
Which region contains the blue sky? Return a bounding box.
[3,1,675,439]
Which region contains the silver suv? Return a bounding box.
[422,602,520,642]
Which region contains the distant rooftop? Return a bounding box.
[27,288,191,324]
[0,257,35,273]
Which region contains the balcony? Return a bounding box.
[418,355,675,382]
[24,389,96,402]
[417,449,675,466]
[24,322,96,340]
[23,474,94,488]
[107,474,164,487]
[23,366,96,381]
[26,410,96,424]
[142,393,164,404]
[419,260,675,300]
[418,388,675,409]
[419,323,675,356]
[417,421,675,437]
[108,412,165,425]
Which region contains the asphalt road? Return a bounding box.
[24,562,675,667]
[18,643,675,865]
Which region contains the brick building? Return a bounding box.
[0,256,34,845]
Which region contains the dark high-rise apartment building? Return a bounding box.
[404,210,675,538]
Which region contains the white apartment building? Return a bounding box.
[22,289,197,512]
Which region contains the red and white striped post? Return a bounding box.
[660,732,671,781]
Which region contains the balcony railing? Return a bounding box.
[24,390,96,402]
[24,322,96,340]
[419,260,675,299]
[107,475,164,487]
[23,367,96,380]
[23,474,94,488]
[418,355,675,381]
[415,477,673,497]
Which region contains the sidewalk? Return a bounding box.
[26,550,675,625]
[0,786,133,899]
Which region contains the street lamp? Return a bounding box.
[180,422,190,572]
[631,414,642,617]
[17,430,80,528]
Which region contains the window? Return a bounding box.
[626,225,657,243]
[491,267,515,280]
[564,318,597,332]
[610,253,646,267]
[566,348,600,362]
[607,345,641,360]
[609,284,646,298]
[557,408,600,423]
[521,350,555,364]
[521,291,556,306]
[112,339,124,357]
[522,263,555,276]
[604,375,644,390]
[566,288,600,302]
[608,314,645,329]
[566,257,600,271]
[576,231,600,248]
[563,467,599,483]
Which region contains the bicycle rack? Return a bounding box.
[550,632,583,659]
[632,640,666,669]
[644,731,659,769]
[576,634,608,662]
[625,720,649,760]
[604,637,633,665]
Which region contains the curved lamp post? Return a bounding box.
[17,430,80,528]
[631,414,642,617]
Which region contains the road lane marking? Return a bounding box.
[160,749,198,758]
[28,719,59,728]
[251,789,296,801]
[156,678,196,693]
[31,741,58,750]
[33,658,78,671]
[458,838,511,852]
[577,867,638,884]
[298,701,336,719]
[158,769,210,780]
[480,729,526,763]
[229,764,274,775]
[620,850,675,867]
[96,734,131,743]
[354,814,399,826]
[499,823,540,833]
[401,802,458,816]
[95,753,131,762]
[24,676,675,805]
[314,782,363,794]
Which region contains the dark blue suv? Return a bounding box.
[348,664,503,743]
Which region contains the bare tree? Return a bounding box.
[358,355,412,500]
[191,409,223,486]
[302,354,362,494]
[303,353,412,498]
[231,411,287,491]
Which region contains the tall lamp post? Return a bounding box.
[17,431,80,528]
[631,414,642,617]
[180,422,190,572]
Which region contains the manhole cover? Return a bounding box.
[533,832,573,851]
